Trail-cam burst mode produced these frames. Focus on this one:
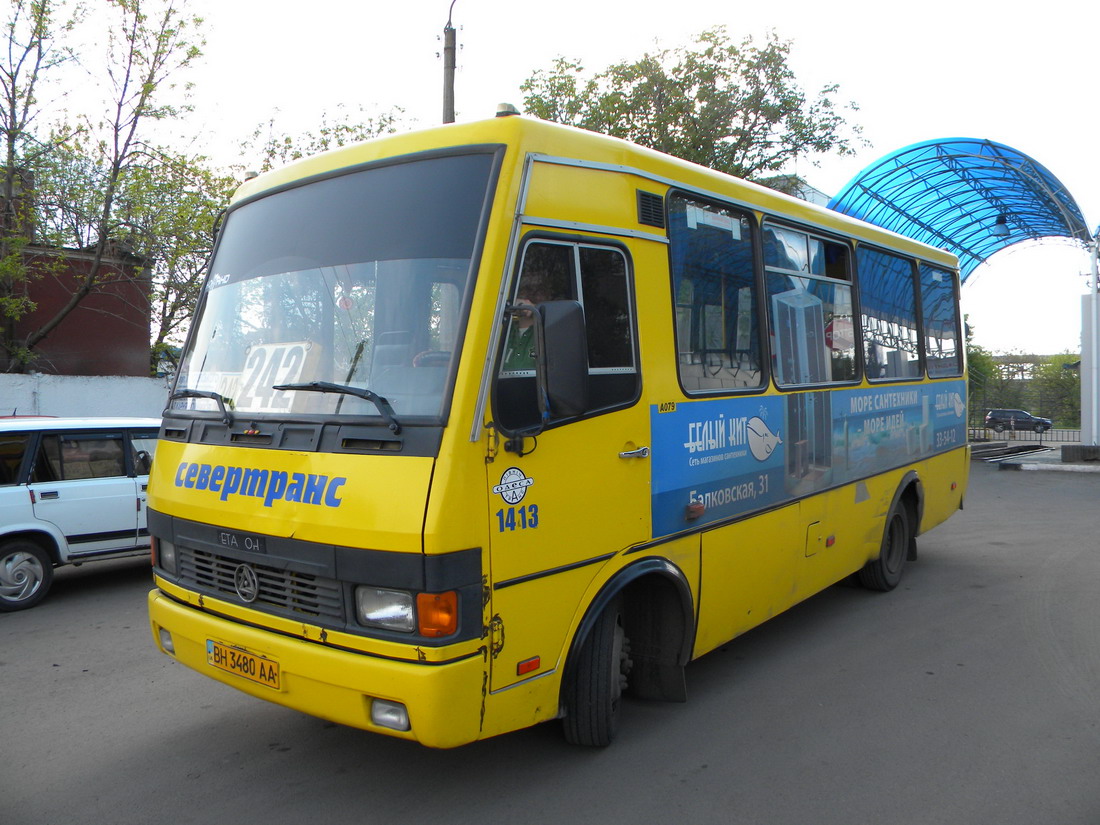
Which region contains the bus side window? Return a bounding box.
[669,195,763,393]
[495,239,637,431]
[764,224,856,386]
[500,243,572,376]
[578,245,636,410]
[919,263,962,377]
[857,247,921,380]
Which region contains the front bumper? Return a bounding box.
[148,588,487,748]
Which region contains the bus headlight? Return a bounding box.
[355,587,415,632]
[155,538,178,575]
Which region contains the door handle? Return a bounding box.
[618,446,650,459]
[40,491,59,500]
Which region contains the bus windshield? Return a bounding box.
[173,152,496,421]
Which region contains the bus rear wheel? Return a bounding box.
[859,503,910,592]
[562,598,632,747]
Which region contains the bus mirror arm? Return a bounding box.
[503,429,538,457]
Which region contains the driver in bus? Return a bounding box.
[502,279,550,372]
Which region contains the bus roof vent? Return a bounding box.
[637,190,665,228]
[496,103,521,117]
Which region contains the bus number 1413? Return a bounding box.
[496,505,539,532]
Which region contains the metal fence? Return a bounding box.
[968,427,1081,443]
[969,381,1079,432]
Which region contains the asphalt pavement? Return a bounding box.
[3,457,1100,825]
[982,442,1100,473]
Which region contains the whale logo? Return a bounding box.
[747,416,782,462]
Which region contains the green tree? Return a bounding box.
[965,316,995,423]
[113,148,235,372]
[966,343,998,423]
[26,0,203,348]
[1,0,204,372]
[0,0,78,369]
[241,104,403,176]
[1032,354,1080,428]
[521,28,862,181]
[985,352,1029,416]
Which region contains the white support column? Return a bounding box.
[1083,237,1100,446]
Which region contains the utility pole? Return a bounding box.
[443,1,457,123]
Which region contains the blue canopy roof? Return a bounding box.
[827,138,1090,281]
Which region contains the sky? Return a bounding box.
[174,0,1099,355]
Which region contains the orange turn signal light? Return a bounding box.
[417,591,458,637]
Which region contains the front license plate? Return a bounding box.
[206,640,280,690]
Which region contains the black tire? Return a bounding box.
[562,598,631,747]
[858,503,910,592]
[1034,425,1047,434]
[0,540,54,612]
[992,423,1005,433]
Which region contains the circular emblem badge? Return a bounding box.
[233,564,260,603]
[493,466,534,505]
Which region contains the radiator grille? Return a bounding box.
[178,547,344,621]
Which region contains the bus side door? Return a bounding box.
[487,236,649,693]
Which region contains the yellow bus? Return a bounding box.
[147,112,968,748]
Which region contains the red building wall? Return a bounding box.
[13,248,151,376]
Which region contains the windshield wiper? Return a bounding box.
[273,381,402,434]
[168,389,234,426]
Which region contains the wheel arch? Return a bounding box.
[563,557,695,705]
[0,528,62,565]
[890,470,923,560]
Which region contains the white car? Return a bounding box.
[0,416,161,611]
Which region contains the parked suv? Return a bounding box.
[0,417,160,611]
[984,408,1052,434]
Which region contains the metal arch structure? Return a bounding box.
[826,138,1091,282]
[827,137,1100,448]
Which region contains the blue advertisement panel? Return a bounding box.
[650,380,966,537]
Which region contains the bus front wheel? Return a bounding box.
[562,598,632,747]
[859,503,910,592]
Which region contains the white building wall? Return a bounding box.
[0,373,169,418]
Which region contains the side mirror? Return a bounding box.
[536,300,589,419]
